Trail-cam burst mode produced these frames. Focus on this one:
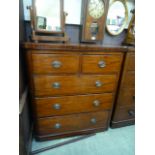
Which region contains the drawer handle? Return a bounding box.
[90,118,97,124]
[95,81,103,87]
[52,82,61,89]
[52,61,62,68]
[128,110,135,116]
[93,100,100,107]
[53,103,61,110]
[54,123,61,129]
[98,60,106,68]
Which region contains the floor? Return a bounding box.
[31,125,135,155]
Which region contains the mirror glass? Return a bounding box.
[35,0,61,31]
[106,1,126,35]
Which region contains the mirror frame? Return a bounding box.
[106,0,128,36]
[32,0,65,34]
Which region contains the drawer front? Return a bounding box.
[34,93,113,117]
[32,54,79,74]
[113,106,135,122]
[34,75,117,96]
[117,88,135,107]
[122,71,135,88]
[127,53,135,71]
[82,54,123,73]
[36,111,109,135]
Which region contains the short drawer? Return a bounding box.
[127,53,135,71]
[113,105,135,122]
[34,75,117,96]
[34,93,113,117]
[82,54,123,73]
[122,71,135,88]
[36,111,109,135]
[32,54,79,74]
[117,88,135,107]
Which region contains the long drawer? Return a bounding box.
[32,54,79,74]
[33,75,117,96]
[82,54,123,73]
[36,111,109,135]
[34,93,113,117]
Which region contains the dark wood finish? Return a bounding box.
[34,75,117,96]
[117,88,135,107]
[122,71,135,88]
[82,54,123,73]
[36,111,109,135]
[81,0,109,42]
[112,105,135,122]
[111,47,135,128]
[126,53,135,71]
[32,54,79,74]
[34,93,113,117]
[23,43,126,140]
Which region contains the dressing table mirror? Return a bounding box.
[28,0,69,42]
[106,0,128,35]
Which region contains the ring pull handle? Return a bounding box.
[98,60,106,68]
[95,81,103,87]
[52,61,62,69]
[52,82,61,89]
[54,123,61,129]
[90,118,97,124]
[93,100,100,107]
[128,110,135,116]
[53,103,61,110]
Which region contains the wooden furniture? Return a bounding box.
[28,0,69,42]
[81,0,109,42]
[111,46,135,128]
[23,43,127,140]
[124,9,135,45]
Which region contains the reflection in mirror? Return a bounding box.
[35,0,61,31]
[106,0,128,35]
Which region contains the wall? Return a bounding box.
[23,0,134,27]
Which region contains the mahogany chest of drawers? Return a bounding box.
[111,47,135,128]
[23,43,127,140]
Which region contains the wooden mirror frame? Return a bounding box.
[28,0,69,42]
[106,0,128,36]
[32,0,65,34]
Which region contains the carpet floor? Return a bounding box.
[31,125,135,155]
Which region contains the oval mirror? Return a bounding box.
[106,0,128,35]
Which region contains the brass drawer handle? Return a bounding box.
[90,118,97,124]
[54,123,61,129]
[93,100,100,107]
[128,110,135,116]
[98,60,106,68]
[52,60,62,68]
[52,82,61,89]
[53,103,61,110]
[95,81,103,87]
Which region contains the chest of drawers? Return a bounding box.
[23,43,126,140]
[111,47,135,128]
